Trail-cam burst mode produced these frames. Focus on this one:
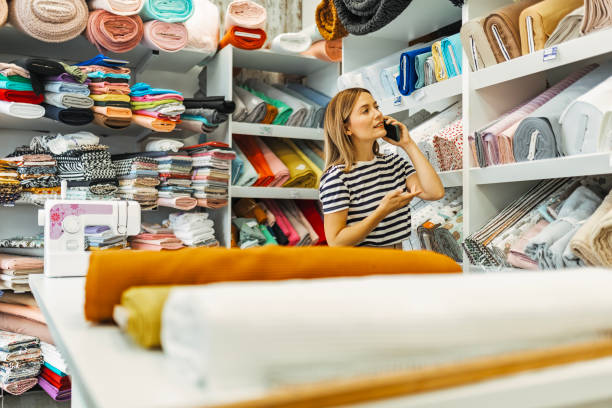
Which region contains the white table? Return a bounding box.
[29,274,612,408]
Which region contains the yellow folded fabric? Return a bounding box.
[89,94,131,102]
[121,286,172,348]
[284,138,322,187]
[519,0,583,54]
[264,138,317,188]
[432,41,448,82]
[85,246,461,322]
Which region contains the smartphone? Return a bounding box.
[384,122,401,142]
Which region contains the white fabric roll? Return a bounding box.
[270,32,312,54]
[44,92,94,109]
[88,0,144,16]
[185,0,219,52]
[162,269,612,393]
[145,139,184,152]
[559,75,612,155]
[0,101,44,119]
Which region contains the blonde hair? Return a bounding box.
[323,87,380,173]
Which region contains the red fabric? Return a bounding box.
[182,141,230,151]
[0,89,44,104]
[296,200,327,246]
[233,134,275,186]
[40,368,71,390]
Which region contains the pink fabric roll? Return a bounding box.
[185,0,219,52]
[255,137,290,187]
[0,312,54,344]
[301,39,342,62]
[156,196,197,210]
[263,199,300,246]
[86,10,144,53]
[284,200,319,245]
[141,20,188,52]
[131,242,183,251]
[0,254,43,271]
[131,93,184,102]
[507,220,549,270]
[2,378,38,396]
[0,303,45,324]
[224,0,266,31]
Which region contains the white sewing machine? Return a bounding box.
[39,200,141,277]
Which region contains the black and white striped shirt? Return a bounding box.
[319,153,416,247]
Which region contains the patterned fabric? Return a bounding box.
[113,157,158,178]
[19,176,60,189]
[0,236,44,249]
[82,150,116,181]
[432,119,463,171]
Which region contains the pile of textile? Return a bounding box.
[180,95,233,134]
[0,160,21,206]
[218,0,267,50]
[0,293,51,342]
[0,235,43,256]
[78,61,132,129]
[232,198,325,248]
[129,222,184,251]
[0,331,42,395]
[167,212,218,247]
[182,142,234,209]
[130,82,184,132]
[9,0,88,43]
[85,226,127,251]
[461,0,612,72]
[464,176,612,270]
[41,65,93,126]
[408,188,462,263]
[154,150,196,211]
[0,254,42,292]
[112,155,159,210]
[39,342,71,401]
[0,63,44,119]
[233,81,329,129]
[233,134,321,188]
[470,62,612,167]
[5,148,60,205]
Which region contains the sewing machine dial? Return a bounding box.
[62,215,81,234]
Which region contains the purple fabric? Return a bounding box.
[84,225,111,234]
[44,74,90,85]
[38,377,71,401]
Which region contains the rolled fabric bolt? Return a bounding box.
[141,20,188,52]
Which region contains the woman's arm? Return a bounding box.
[324,188,421,247]
[384,117,445,201]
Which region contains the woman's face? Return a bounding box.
[345,92,385,142]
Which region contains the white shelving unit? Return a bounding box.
[231,122,324,140]
[231,186,319,200]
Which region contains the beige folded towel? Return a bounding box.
[581,0,612,34]
[570,190,612,266]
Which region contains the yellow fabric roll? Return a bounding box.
[89,94,131,102]
[264,138,317,188]
[519,0,583,55]
[432,41,448,82]
[284,138,322,187]
[121,286,172,348]
[315,0,348,41]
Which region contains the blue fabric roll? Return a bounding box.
[285,82,331,108]
[130,82,182,97]
[76,54,128,68]
[441,33,462,78]
[396,46,431,96]
[140,0,193,23]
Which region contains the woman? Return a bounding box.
[319,87,444,248]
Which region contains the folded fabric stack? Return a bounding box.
[41,64,93,125]
[168,212,218,247]
[0,160,21,206]
[0,63,44,119]
[39,342,71,401]
[0,254,43,292]
[112,155,159,210]
[232,198,325,248]
[0,331,42,395]
[5,148,60,205]
[130,222,184,250]
[181,142,235,209]
[78,62,132,129]
[180,96,233,134]
[85,225,127,251]
[0,292,52,343]
[409,189,463,262]
[154,151,196,210]
[461,0,612,71]
[218,0,267,50]
[130,82,184,132]
[0,235,43,256]
[233,134,321,189]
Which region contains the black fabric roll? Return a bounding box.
[89,77,130,84]
[13,58,64,95]
[269,224,289,246]
[183,98,236,114]
[43,103,94,126]
[94,100,131,108]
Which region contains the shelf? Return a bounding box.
[472,28,612,90]
[0,25,211,73]
[470,152,612,185]
[232,48,334,76]
[439,170,463,187]
[231,186,319,200]
[381,76,462,115]
[231,122,324,140]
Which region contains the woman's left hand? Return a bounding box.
[382,116,415,149]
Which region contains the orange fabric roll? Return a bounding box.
[92,106,132,118]
[260,104,278,124]
[84,246,461,322]
[233,133,275,186]
[218,26,266,50]
[93,112,131,128]
[131,114,175,132]
[301,39,342,62]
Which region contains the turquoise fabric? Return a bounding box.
[0,74,33,91]
[180,114,216,127]
[441,33,462,78]
[233,144,257,187]
[294,140,323,170]
[242,85,292,126]
[259,224,278,245]
[140,0,194,22]
[414,52,432,89]
[44,362,67,377]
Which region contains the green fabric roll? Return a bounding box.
[130,99,181,110]
[415,52,432,89]
[0,74,33,91]
[60,62,88,84]
[242,85,292,125]
[294,139,324,170]
[259,225,278,245]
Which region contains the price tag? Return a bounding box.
[543,46,558,62]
